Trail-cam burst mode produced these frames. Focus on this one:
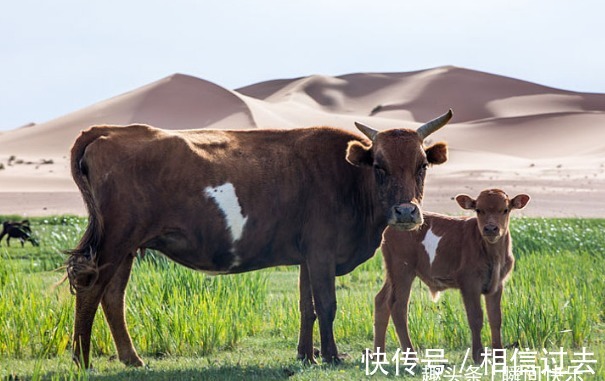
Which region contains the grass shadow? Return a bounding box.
[24,362,366,381]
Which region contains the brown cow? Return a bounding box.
[66,110,452,368]
[374,189,530,363]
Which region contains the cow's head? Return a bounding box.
[346,110,452,230]
[456,189,530,244]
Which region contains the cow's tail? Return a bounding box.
[65,127,109,294]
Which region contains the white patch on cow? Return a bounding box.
[422,228,442,266]
[204,182,248,244]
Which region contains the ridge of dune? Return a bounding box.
[237,66,605,123]
[127,73,256,130]
[0,73,256,157]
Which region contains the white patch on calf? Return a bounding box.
[422,228,441,266]
[204,182,248,245]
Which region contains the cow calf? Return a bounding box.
[374,189,530,364]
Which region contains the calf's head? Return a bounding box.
[456,189,530,244]
[346,110,452,230]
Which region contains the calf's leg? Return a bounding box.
[485,287,503,350]
[373,281,391,352]
[389,273,415,353]
[461,287,484,364]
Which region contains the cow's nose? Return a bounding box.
[483,224,499,236]
[393,204,419,223]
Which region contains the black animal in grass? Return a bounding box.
[0,220,39,247]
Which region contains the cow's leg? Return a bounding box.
[461,287,484,364]
[73,280,107,368]
[6,237,10,247]
[72,244,129,368]
[485,287,503,350]
[101,254,143,367]
[389,273,415,353]
[297,263,317,364]
[373,281,391,352]
[306,258,339,364]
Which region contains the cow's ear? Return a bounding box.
[346,141,373,167]
[425,142,447,165]
[510,194,530,210]
[455,194,476,210]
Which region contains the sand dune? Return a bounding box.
[0,74,255,158]
[1,66,603,217]
[239,66,605,123]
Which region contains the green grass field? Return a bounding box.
[0,216,603,380]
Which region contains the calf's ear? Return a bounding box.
[455,194,476,210]
[346,141,373,167]
[425,142,448,165]
[510,194,530,210]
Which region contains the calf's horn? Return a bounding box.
[416,109,453,140]
[354,121,378,141]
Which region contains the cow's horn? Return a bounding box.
[354,121,378,141]
[416,109,453,140]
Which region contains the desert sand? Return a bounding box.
[0,66,604,217]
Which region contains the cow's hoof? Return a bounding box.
[122,355,145,367]
[72,354,92,369]
[322,352,349,365]
[297,355,318,365]
[297,347,320,365]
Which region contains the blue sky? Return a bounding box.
[0,0,602,131]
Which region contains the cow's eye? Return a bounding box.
[373,164,386,182]
[419,163,428,176]
[475,209,482,215]
[374,166,386,176]
[503,209,509,214]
